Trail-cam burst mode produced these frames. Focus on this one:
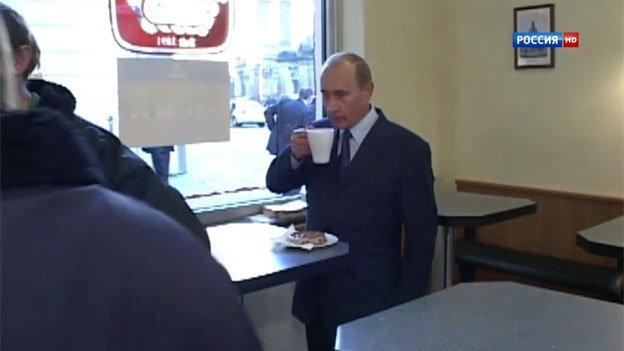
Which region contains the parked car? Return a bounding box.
[230,98,266,127]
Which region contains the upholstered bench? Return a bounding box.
[456,241,623,303]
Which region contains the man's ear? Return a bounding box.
[13,45,33,78]
[364,82,374,99]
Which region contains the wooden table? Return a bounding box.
[208,223,349,294]
[336,282,623,351]
[436,192,537,287]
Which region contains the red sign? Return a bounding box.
[110,0,231,54]
[562,32,580,48]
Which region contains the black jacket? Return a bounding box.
[267,109,438,326]
[1,108,260,350]
[27,80,209,249]
[264,98,313,155]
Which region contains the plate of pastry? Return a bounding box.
[272,226,338,251]
[285,230,338,250]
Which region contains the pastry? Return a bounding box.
[287,231,327,246]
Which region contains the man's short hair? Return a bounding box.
[0,4,40,79]
[299,88,313,100]
[323,52,372,88]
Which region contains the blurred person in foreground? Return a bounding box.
[0,16,261,351]
[0,3,209,249]
[266,52,438,350]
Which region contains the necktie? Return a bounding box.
[340,129,352,171]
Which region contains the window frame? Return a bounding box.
[6,0,334,226]
[195,0,335,226]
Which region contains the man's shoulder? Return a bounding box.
[4,184,194,245]
[377,113,429,150]
[72,185,198,244]
[278,99,302,112]
[68,117,156,187]
[69,116,125,155]
[70,116,113,136]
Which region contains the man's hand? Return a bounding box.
[290,129,311,160]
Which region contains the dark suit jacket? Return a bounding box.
[266,108,438,326]
[265,98,313,155]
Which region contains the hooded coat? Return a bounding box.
[1,108,260,350]
[26,79,209,249]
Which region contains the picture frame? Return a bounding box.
[514,4,555,69]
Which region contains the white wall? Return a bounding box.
[344,0,457,191]
[337,0,366,56]
[451,0,624,197]
[341,0,623,197]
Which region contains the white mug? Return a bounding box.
[306,128,334,164]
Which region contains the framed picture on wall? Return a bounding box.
[514,4,555,69]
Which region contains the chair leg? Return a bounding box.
[458,227,477,282]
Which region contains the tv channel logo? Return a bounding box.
[513,32,580,48]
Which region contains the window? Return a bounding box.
[8,0,327,214]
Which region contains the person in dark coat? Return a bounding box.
[266,52,438,351]
[307,96,324,121]
[265,88,314,156]
[142,146,175,184]
[0,108,261,351]
[1,4,209,250]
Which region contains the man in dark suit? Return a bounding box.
[265,88,314,156]
[266,52,438,351]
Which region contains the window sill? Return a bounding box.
[192,190,303,227]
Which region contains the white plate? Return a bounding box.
[280,233,339,251]
[263,200,308,213]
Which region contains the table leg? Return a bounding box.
[464,227,476,241]
[444,227,456,288]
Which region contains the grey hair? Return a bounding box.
[0,15,18,109]
[322,52,372,88]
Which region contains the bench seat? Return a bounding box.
[456,241,623,302]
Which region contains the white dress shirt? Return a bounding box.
[291,105,379,168]
[337,105,379,161]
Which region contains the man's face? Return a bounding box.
[320,61,373,130]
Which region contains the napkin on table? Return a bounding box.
[271,224,316,251]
